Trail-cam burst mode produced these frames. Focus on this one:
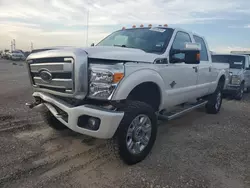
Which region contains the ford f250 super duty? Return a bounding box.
[26,25,229,165]
[212,54,250,100]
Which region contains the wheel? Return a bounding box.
[245,87,250,93]
[41,110,68,130]
[235,83,244,100]
[206,82,223,114]
[113,101,157,165]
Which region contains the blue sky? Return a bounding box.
[0,0,249,52]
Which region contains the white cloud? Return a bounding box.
[0,0,249,50]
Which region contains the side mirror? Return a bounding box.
[91,43,95,47]
[246,67,250,70]
[170,42,201,64]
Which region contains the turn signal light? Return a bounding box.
[164,24,168,27]
[140,24,144,27]
[132,25,136,28]
[148,24,152,27]
[122,27,126,30]
[113,73,124,83]
[196,53,200,61]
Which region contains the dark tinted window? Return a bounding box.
[97,28,174,54]
[171,31,191,60]
[212,55,245,69]
[194,35,208,61]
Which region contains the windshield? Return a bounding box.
[96,27,174,54]
[212,55,245,69]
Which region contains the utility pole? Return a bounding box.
[13,39,16,50]
[86,9,89,46]
[31,42,33,51]
[10,40,13,51]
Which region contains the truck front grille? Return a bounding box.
[28,57,74,94]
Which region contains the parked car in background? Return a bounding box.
[10,50,26,61]
[212,54,250,100]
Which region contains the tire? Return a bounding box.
[206,82,223,114]
[113,101,157,165]
[41,110,68,130]
[245,87,250,93]
[235,83,244,100]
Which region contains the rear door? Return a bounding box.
[193,35,211,96]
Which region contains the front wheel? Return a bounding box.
[206,83,223,114]
[235,83,244,100]
[114,101,157,165]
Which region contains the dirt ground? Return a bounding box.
[0,59,249,188]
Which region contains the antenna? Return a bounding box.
[31,42,33,51]
[86,8,89,46]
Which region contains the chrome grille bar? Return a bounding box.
[29,57,74,94]
[34,77,73,89]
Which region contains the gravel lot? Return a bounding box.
[0,58,249,188]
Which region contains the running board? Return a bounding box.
[157,101,208,121]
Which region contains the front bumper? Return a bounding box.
[223,84,240,93]
[33,92,124,139]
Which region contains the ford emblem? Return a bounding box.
[40,70,52,83]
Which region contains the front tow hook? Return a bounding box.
[25,102,39,109]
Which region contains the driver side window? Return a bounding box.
[170,31,191,61]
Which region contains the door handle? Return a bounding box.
[193,66,198,72]
[209,67,212,72]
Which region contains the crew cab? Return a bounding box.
[212,54,250,100]
[26,25,229,165]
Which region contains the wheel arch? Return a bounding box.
[111,69,165,110]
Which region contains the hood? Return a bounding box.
[82,46,160,63]
[230,68,243,76]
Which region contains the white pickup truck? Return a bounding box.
[26,26,229,165]
[212,54,250,100]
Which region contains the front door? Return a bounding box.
[159,31,199,108]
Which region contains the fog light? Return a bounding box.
[77,115,101,131]
[88,117,100,130]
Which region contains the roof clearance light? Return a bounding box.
[148,24,152,27]
[140,24,144,27]
[164,24,168,27]
[122,27,126,30]
[132,25,136,28]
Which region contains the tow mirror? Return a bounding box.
[170,42,201,64]
[91,43,95,47]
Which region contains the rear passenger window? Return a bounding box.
[194,35,208,61]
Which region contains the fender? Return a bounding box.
[111,69,165,109]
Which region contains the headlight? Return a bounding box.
[88,63,124,100]
[231,76,241,85]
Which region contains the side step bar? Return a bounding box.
[157,101,208,121]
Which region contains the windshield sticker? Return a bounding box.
[234,61,243,65]
[149,28,166,33]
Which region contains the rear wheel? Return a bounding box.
[206,82,223,114]
[113,101,157,165]
[235,83,244,100]
[41,110,68,130]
